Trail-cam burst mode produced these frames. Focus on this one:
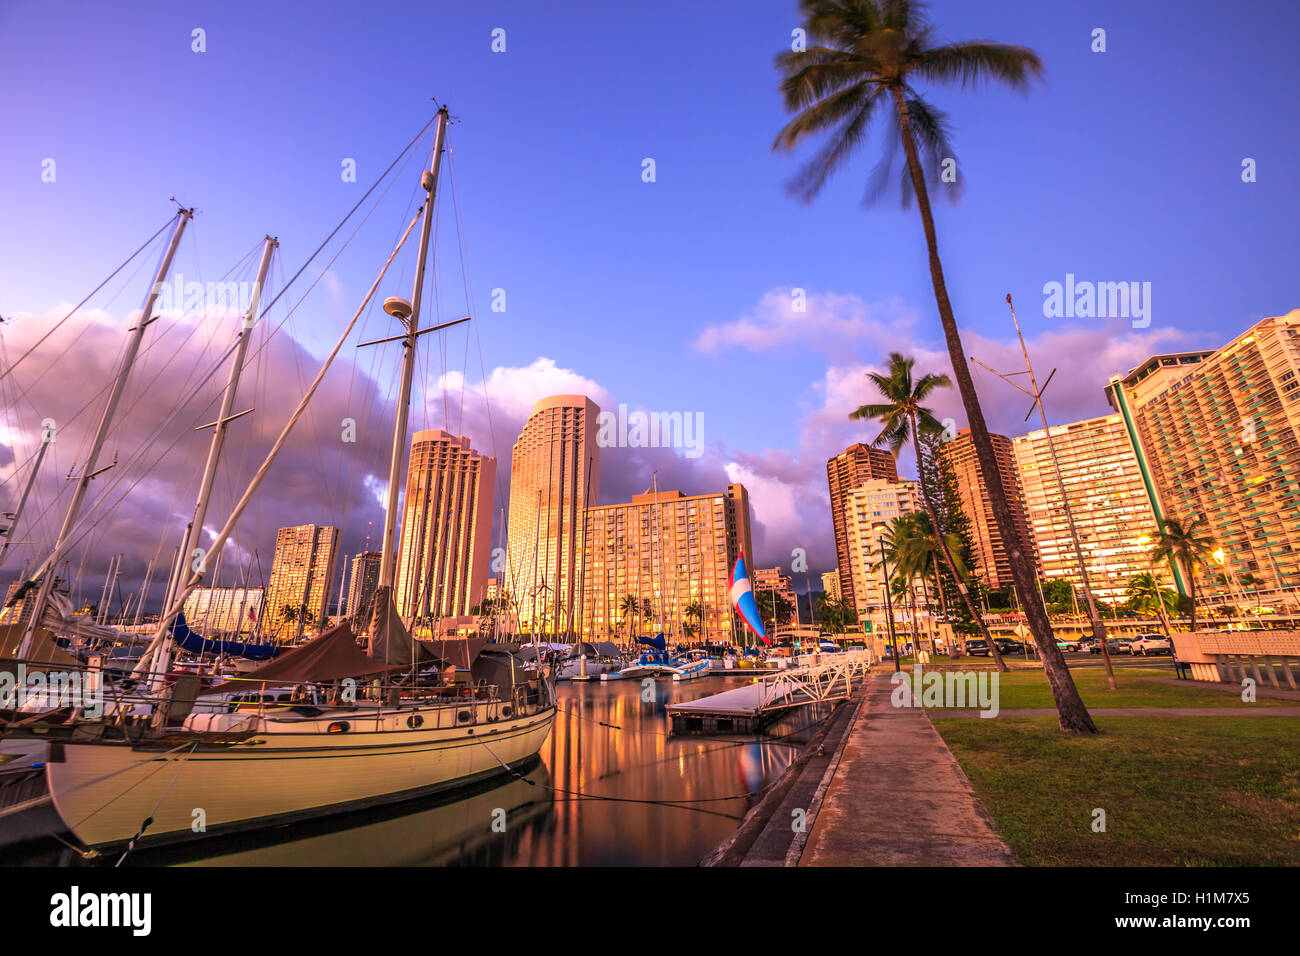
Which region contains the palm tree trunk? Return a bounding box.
[891,87,1095,734]
[910,418,1005,671]
[1188,565,1199,633]
[932,551,960,656]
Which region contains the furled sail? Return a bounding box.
[366,585,436,665]
[168,612,281,661]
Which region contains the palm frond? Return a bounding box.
[914,40,1044,90]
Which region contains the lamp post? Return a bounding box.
[874,523,900,673]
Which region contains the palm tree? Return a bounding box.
[619,592,640,639]
[683,601,704,642]
[772,1,1096,733]
[1148,516,1216,634]
[1124,571,1177,639]
[851,352,1005,670]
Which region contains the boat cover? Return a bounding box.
[200,621,405,694]
[0,623,80,669]
[169,612,281,661]
[636,633,667,652]
[420,636,490,669]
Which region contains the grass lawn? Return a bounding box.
[936,715,1300,865]
[902,663,1299,710]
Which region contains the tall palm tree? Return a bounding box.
[619,592,640,639]
[877,514,928,656]
[1148,516,1216,634]
[909,509,967,655]
[851,351,1005,670]
[773,0,1094,733]
[1124,571,1177,639]
[683,601,704,642]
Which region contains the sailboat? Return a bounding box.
[9,106,558,851]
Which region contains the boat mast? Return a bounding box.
[18,208,193,657]
[652,471,665,637]
[0,425,53,569]
[136,235,276,674]
[376,106,450,600]
[162,235,277,616]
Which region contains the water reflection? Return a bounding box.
[8,675,829,867]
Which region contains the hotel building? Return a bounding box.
[265,524,339,637]
[394,429,496,623]
[842,478,920,614]
[346,551,381,621]
[752,566,797,625]
[826,443,899,608]
[506,395,600,633]
[182,586,263,636]
[939,429,1039,590]
[821,570,842,602]
[577,483,753,642]
[1105,311,1300,602]
[1012,414,1160,604]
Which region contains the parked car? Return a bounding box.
[964,639,990,656]
[1089,638,1131,654]
[1131,633,1171,655]
[994,638,1027,655]
[1055,636,1083,652]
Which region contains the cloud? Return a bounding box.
[694,288,921,356]
[0,287,1209,619]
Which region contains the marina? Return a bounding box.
[0,673,832,867]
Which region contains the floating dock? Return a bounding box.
[668,653,873,734]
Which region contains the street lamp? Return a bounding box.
[874,522,901,673]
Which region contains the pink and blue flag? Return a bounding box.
[730,555,769,645]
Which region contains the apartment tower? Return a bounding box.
[826,443,899,608]
[394,429,496,623]
[506,395,600,634]
[265,524,339,637]
[938,430,1038,591]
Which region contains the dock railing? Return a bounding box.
[755,650,873,714]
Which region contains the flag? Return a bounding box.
[729,555,769,645]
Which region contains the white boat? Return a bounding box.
[44,685,553,848]
[21,105,562,852]
[600,646,709,682]
[557,640,626,681]
[669,649,710,682]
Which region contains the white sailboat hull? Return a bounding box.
[45,701,555,849]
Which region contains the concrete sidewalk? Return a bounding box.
[799,673,1017,867]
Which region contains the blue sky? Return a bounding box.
[2,0,1298,591]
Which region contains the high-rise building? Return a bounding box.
[820,570,842,602]
[265,524,339,637]
[826,443,899,608]
[1012,414,1160,604]
[938,429,1038,590]
[842,478,920,613]
[1105,311,1300,602]
[507,395,600,633]
[394,429,496,623]
[752,566,797,625]
[578,483,753,642]
[182,586,263,636]
[346,551,382,620]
